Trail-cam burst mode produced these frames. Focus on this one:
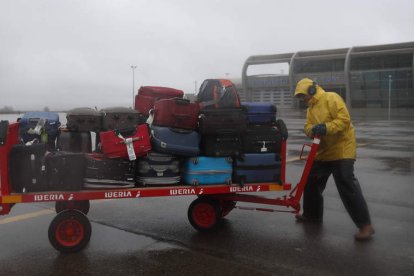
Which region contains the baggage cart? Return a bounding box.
[0,120,319,253]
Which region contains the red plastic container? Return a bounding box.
[99,125,151,159]
[153,98,200,130]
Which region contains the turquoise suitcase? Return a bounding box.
[183,156,232,185]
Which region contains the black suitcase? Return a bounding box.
[198,108,247,135]
[101,107,146,131]
[242,125,283,154]
[66,107,102,132]
[84,153,135,188]
[233,153,282,184]
[201,134,242,157]
[45,151,86,191]
[136,152,181,186]
[57,130,92,153]
[9,143,48,192]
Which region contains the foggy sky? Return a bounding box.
[1,0,413,110]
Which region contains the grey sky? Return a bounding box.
[1,0,413,110]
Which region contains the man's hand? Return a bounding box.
[312,124,327,136]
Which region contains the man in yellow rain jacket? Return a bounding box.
[294,78,374,241]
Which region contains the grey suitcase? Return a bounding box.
[66,107,102,132]
[136,152,181,186]
[101,107,146,131]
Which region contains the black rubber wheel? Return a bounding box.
[48,210,91,253]
[188,197,220,232]
[55,200,90,215]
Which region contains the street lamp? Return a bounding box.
[131,65,137,109]
[388,75,392,121]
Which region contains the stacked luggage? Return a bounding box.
[234,102,285,185]
[9,79,288,193]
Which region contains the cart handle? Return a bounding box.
[299,143,312,160]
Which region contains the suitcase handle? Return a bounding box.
[174,98,190,105]
[114,127,137,137]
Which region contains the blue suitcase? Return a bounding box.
[233,153,282,184]
[183,156,232,185]
[242,102,276,125]
[151,126,200,157]
[19,112,60,148]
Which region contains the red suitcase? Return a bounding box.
[135,86,184,115]
[99,125,151,160]
[152,98,200,130]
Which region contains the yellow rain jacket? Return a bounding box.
[295,78,356,161]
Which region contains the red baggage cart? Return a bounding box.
[0,120,319,253]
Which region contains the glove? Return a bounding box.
[312,124,327,136]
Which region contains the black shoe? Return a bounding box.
[295,214,322,223]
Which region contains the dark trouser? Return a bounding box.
[303,159,371,228]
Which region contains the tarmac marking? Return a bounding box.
[0,209,54,225]
[0,199,115,225]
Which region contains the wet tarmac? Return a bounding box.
[1,114,414,275]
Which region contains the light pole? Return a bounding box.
[131,65,137,108]
[388,75,392,121]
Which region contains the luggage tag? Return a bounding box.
[117,133,137,161]
[125,138,137,161]
[260,141,268,152]
[146,109,155,126]
[27,118,46,135]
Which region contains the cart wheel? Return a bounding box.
[55,200,90,215]
[188,197,220,232]
[48,210,91,253]
[220,201,236,218]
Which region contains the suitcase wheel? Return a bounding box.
[191,157,199,165]
[226,178,232,185]
[191,179,199,186]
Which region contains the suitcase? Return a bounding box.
[101,107,146,131]
[84,153,135,189]
[135,86,184,116]
[9,143,48,192]
[66,107,102,132]
[198,108,247,135]
[201,134,242,157]
[57,130,92,153]
[136,152,181,186]
[197,79,241,109]
[150,126,200,157]
[242,125,282,154]
[233,153,282,184]
[19,111,60,149]
[152,98,200,130]
[183,156,233,185]
[45,151,86,191]
[242,102,277,125]
[99,125,151,160]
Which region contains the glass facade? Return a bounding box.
[294,59,345,73]
[350,53,413,107]
[241,43,414,110]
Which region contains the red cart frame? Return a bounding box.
[0,121,319,253]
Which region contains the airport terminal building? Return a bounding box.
[238,42,414,110]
